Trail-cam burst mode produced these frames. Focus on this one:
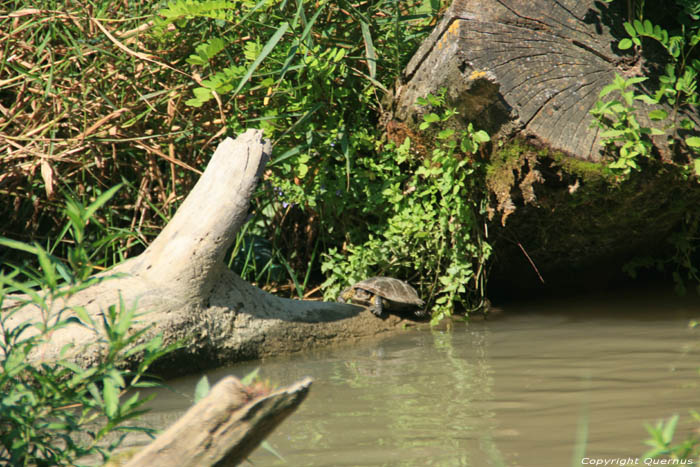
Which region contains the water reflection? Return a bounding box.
[141,288,699,466]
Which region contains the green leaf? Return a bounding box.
[633,19,644,35]
[423,113,440,124]
[634,94,656,104]
[131,380,162,388]
[360,21,376,79]
[694,159,700,176]
[437,129,455,139]
[599,82,618,98]
[108,368,126,390]
[186,87,212,107]
[648,109,668,120]
[84,184,122,220]
[243,39,263,62]
[297,163,309,178]
[618,38,634,50]
[474,130,490,143]
[0,236,40,255]
[427,93,442,107]
[72,306,95,327]
[626,76,647,86]
[600,129,624,138]
[114,303,134,337]
[686,136,700,148]
[661,415,678,443]
[120,391,142,412]
[194,376,211,403]
[103,378,119,418]
[623,22,636,37]
[679,119,694,130]
[34,245,57,290]
[187,37,226,65]
[333,48,345,63]
[608,159,628,169]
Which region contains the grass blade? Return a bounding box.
[233,22,289,96]
[360,21,376,79]
[0,237,39,255]
[84,184,123,220]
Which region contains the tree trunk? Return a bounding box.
[3,130,406,375]
[391,0,674,160]
[123,376,312,467]
[389,0,700,294]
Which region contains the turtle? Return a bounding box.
[337,276,426,318]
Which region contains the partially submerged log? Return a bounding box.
[124,376,312,467]
[389,0,700,293]
[3,130,406,374]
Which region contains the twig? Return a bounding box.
[516,241,545,284]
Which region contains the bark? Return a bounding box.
[124,376,312,467]
[2,130,406,375]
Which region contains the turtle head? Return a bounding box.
[337,287,353,303]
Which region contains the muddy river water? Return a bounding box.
[142,287,699,466]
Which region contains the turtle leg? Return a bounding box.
[413,308,427,318]
[370,295,385,317]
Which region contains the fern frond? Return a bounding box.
[158,0,240,23]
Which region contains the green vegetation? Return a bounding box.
[643,414,700,461]
[321,90,492,323]
[1,0,449,303]
[593,0,700,177]
[2,0,699,464]
[1,0,495,317]
[588,0,700,294]
[149,0,454,299]
[0,188,179,465]
[2,0,698,312]
[590,4,700,460]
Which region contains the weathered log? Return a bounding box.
[123,376,312,467]
[389,0,700,294]
[2,130,406,374]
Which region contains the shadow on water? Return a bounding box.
[137,286,699,466]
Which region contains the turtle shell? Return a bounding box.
[348,276,424,308]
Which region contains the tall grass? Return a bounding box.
[0,187,180,465]
[1,0,442,295]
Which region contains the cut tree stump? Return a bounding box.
[2,130,408,375]
[391,0,685,161]
[388,0,700,294]
[123,376,312,467]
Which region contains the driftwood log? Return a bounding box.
[389,0,700,294]
[3,130,406,374]
[123,376,312,467]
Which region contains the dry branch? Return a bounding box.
[124,376,312,466]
